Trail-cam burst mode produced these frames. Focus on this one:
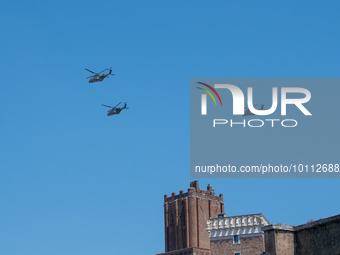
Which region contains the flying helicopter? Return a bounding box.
[243,104,265,116]
[85,67,114,83]
[101,102,129,116]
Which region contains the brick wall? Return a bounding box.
[210,235,265,255]
[263,225,295,255]
[295,215,340,255]
[163,182,224,252]
[273,230,295,255]
[263,214,340,255]
[263,229,276,255]
[156,247,211,255]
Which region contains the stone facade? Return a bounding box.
[263,225,295,255]
[263,214,340,255]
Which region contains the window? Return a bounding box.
[233,235,240,244]
[235,253,240,255]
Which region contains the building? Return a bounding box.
[207,213,269,255]
[263,214,340,255]
[157,181,224,255]
[156,181,340,255]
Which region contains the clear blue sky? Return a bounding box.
[0,1,339,254]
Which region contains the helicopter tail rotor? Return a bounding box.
[109,67,115,76]
[123,102,129,109]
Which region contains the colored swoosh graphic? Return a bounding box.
[197,87,217,105]
[197,82,223,106]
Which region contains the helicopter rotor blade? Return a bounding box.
[85,68,95,74]
[115,102,122,107]
[86,75,95,79]
[101,104,113,108]
[99,68,108,74]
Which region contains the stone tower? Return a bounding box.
[157,181,225,255]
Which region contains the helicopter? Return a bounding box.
[243,104,265,116]
[85,67,115,83]
[101,102,129,116]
